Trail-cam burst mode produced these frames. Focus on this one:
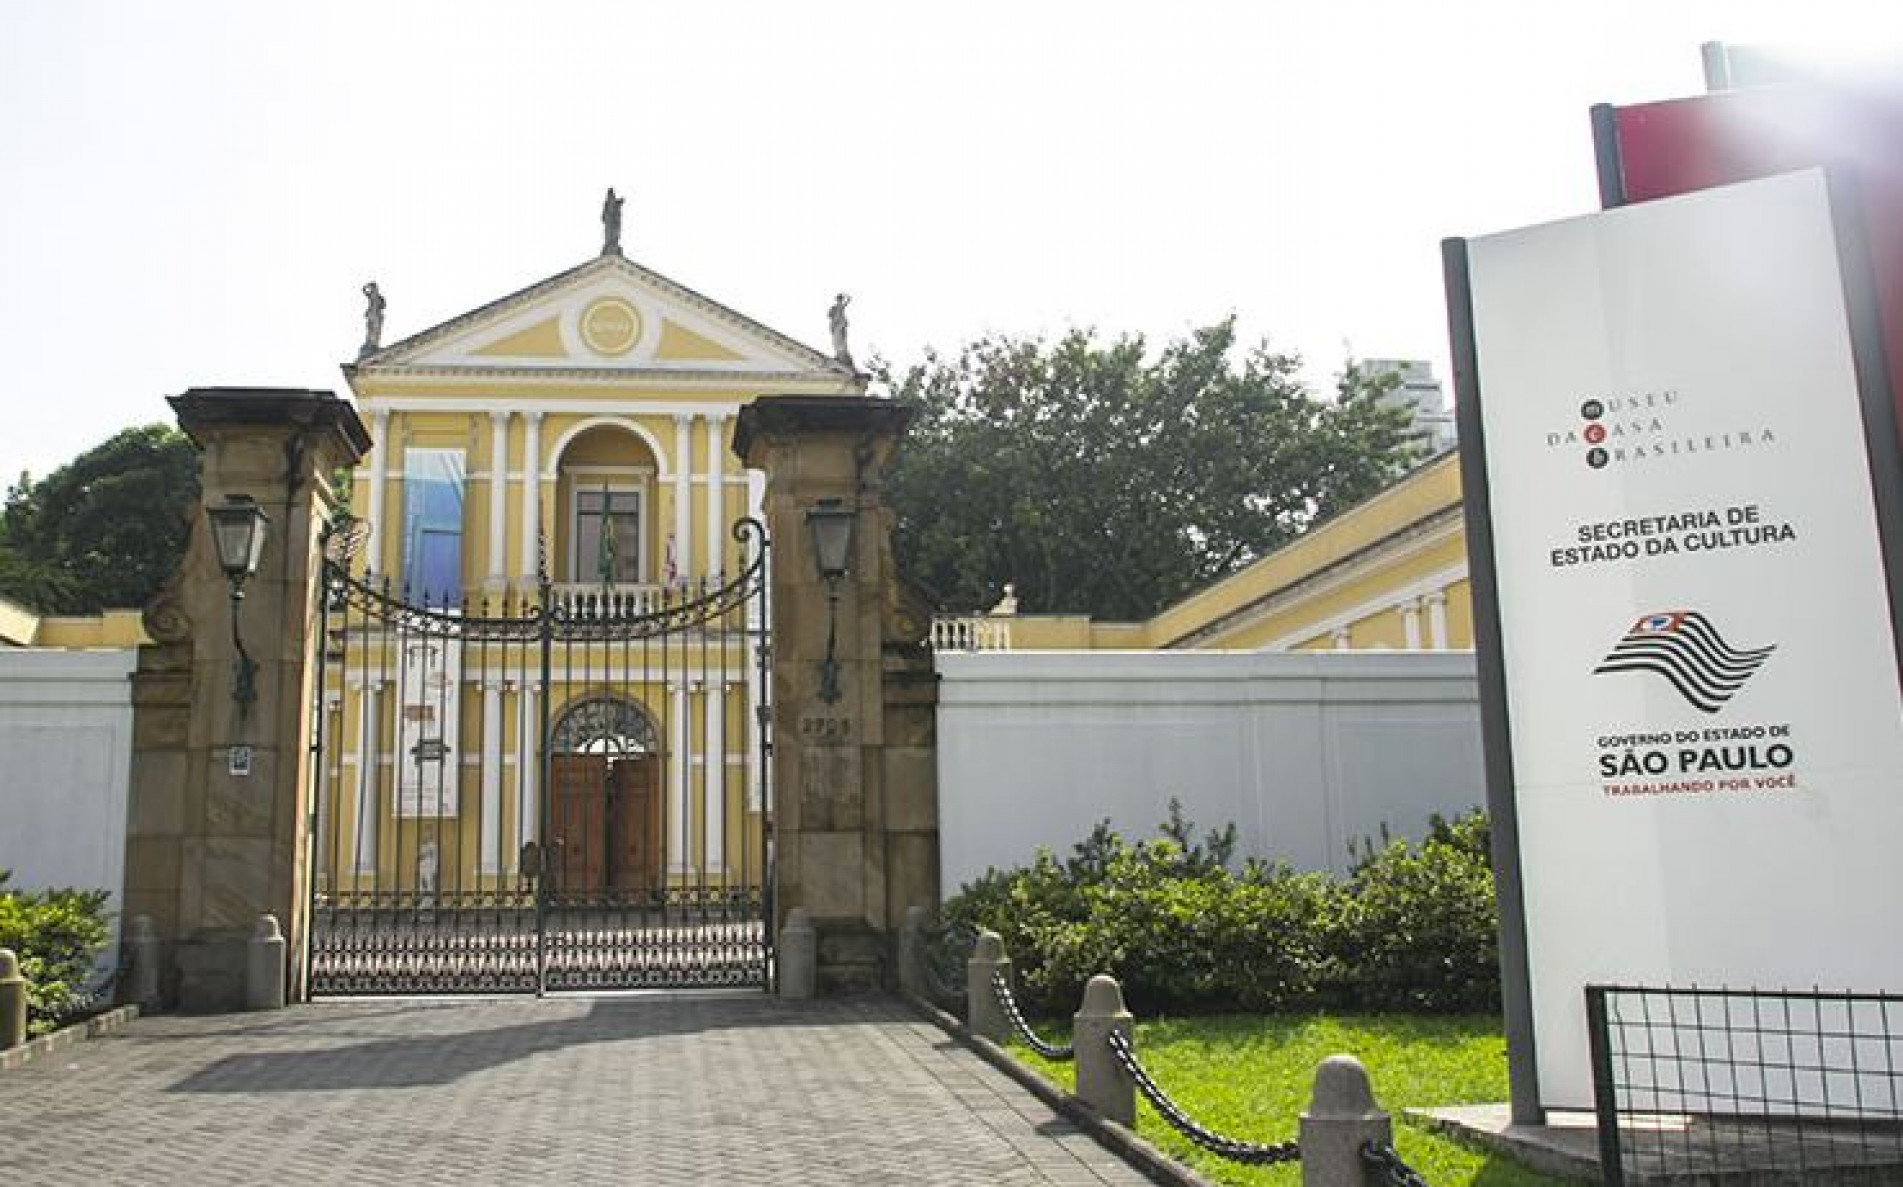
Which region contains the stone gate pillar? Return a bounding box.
[124,388,368,1010]
[735,395,941,993]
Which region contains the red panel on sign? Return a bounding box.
[1606,83,1903,444]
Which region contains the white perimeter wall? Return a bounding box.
[937,650,1484,896]
[0,648,137,963]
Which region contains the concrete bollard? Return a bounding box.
[0,949,26,1049]
[123,915,162,1009]
[1073,974,1136,1125]
[1299,1054,1392,1187]
[897,905,929,999]
[779,908,816,999]
[966,929,1012,1043]
[245,915,286,1011]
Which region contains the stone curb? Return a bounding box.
[0,1004,141,1071]
[1406,1106,1600,1183]
[904,993,1219,1187]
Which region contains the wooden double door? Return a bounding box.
[546,754,662,896]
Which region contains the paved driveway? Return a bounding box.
[0,994,1154,1186]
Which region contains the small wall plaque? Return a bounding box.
[228,745,253,778]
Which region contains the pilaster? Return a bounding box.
[487,411,510,590]
[705,412,728,579]
[673,414,694,583]
[364,409,390,574]
[519,411,543,585]
[1426,590,1450,650]
[1401,598,1423,650]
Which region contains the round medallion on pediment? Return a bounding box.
[579,297,642,356]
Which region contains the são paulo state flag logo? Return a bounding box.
[1591,610,1775,714]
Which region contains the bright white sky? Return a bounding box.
[2,1,1897,485]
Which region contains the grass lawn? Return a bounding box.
[1006,1012,1577,1186]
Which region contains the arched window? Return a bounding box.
[550,695,659,755]
[553,423,657,588]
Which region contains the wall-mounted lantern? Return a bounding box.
[805,497,855,704]
[206,493,270,715]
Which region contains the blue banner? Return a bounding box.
[402,448,465,602]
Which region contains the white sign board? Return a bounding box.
[395,631,462,816]
[1464,169,1903,1108]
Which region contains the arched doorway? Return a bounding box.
[546,694,663,899]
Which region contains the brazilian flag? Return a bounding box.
[596,484,618,586]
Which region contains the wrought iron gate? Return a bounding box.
[306,521,771,995]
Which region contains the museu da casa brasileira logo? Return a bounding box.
[1547,391,1777,470]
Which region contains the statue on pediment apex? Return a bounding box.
[602,187,624,255]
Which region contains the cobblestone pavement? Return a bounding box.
[0,994,1157,1186]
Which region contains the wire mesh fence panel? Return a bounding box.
[1589,984,1903,1185]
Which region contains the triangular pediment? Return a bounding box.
[354,254,852,380]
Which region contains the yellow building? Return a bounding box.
[0,594,150,648]
[309,221,864,991]
[347,248,862,598]
[934,451,1474,654]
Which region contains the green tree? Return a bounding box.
[0,425,199,614]
[879,320,1420,621]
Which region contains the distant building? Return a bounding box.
[1360,358,1455,455]
[927,356,1470,657]
[930,450,1473,655]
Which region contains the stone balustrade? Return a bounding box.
[549,582,668,612]
[929,615,1014,652]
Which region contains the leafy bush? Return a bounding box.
[1324,813,1500,1012]
[944,805,1497,1016]
[0,871,113,1036]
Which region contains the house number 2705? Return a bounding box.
[800,716,852,743]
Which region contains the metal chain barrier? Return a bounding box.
[1104,1029,1302,1167]
[990,970,1075,1061]
[1361,1140,1431,1186]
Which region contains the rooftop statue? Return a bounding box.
[359,281,385,359]
[601,187,624,255]
[829,292,854,369]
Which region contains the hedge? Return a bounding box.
[0,871,112,1037]
[943,804,1499,1016]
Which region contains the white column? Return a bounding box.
[1332,626,1352,651]
[525,412,548,585]
[354,681,381,872]
[673,414,694,585]
[704,682,725,873]
[745,472,766,629]
[704,413,727,580]
[487,412,509,588]
[744,468,766,811]
[316,694,342,878]
[520,412,543,583]
[1426,590,1450,650]
[480,680,503,874]
[1401,598,1423,650]
[364,409,390,574]
[670,681,690,872]
[745,627,764,812]
[516,682,540,852]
